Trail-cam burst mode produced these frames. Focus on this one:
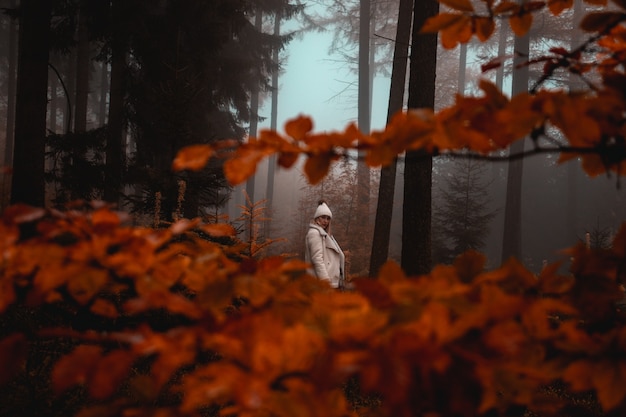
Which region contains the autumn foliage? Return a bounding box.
[1,200,626,417]
[3,0,626,416]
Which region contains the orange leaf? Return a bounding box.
[365,143,398,167]
[547,0,573,15]
[172,144,214,171]
[580,154,608,177]
[199,223,236,238]
[67,268,110,305]
[474,17,495,42]
[440,15,473,48]
[453,250,486,283]
[421,13,466,34]
[484,320,527,356]
[1,204,46,224]
[546,95,600,147]
[223,146,269,185]
[563,360,626,410]
[90,298,119,318]
[284,115,313,141]
[440,0,474,12]
[509,12,533,36]
[537,262,574,294]
[377,260,408,283]
[52,345,102,394]
[91,208,121,230]
[89,350,135,399]
[277,152,299,168]
[594,361,626,411]
[304,154,333,185]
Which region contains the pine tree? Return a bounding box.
[433,157,498,265]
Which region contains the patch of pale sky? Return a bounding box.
[256,24,391,135]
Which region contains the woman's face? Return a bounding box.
[315,215,331,230]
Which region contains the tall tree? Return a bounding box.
[401,0,439,276]
[1,0,18,209]
[357,0,371,268]
[565,0,586,244]
[246,11,263,205]
[10,0,52,206]
[103,0,126,205]
[369,0,411,277]
[500,23,530,263]
[74,2,90,134]
[264,11,281,239]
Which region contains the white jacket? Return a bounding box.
[305,223,345,288]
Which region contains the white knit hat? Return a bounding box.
[314,201,332,219]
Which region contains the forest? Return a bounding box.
[1,0,626,416]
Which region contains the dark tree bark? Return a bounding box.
[104,0,125,204]
[401,0,439,276]
[357,0,371,260]
[500,29,529,263]
[98,61,109,127]
[74,5,90,134]
[264,12,280,239]
[369,0,412,277]
[2,0,18,209]
[11,0,52,206]
[246,12,263,205]
[565,0,585,243]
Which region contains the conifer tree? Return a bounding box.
[433,157,498,265]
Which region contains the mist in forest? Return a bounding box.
[1,0,624,277]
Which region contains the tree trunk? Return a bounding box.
[458,43,467,93]
[264,12,280,240]
[74,6,90,134]
[246,12,263,205]
[401,0,439,276]
[11,0,52,206]
[357,0,371,261]
[500,28,530,263]
[369,0,412,277]
[104,0,125,205]
[99,62,109,127]
[565,0,585,243]
[2,0,18,209]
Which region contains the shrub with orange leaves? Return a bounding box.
[1,202,626,417]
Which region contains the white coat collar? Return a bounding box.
[309,223,328,237]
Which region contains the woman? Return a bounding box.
[305,200,346,289]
